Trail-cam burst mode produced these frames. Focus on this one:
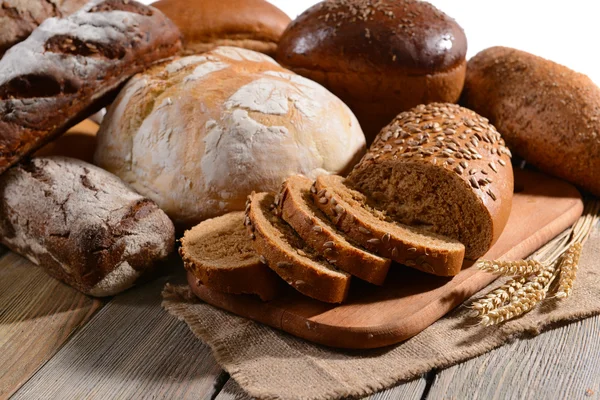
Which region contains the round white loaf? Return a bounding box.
[95,46,366,227]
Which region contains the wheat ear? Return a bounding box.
[477,259,543,276]
[555,243,582,298]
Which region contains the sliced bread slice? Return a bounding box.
[180,212,282,301]
[277,175,391,285]
[246,192,351,303]
[312,175,466,276]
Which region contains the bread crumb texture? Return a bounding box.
[95,47,366,227]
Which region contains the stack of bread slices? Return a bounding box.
[181,103,514,303]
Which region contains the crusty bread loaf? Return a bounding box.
[0,0,182,174]
[276,0,467,143]
[0,157,175,297]
[246,192,351,303]
[347,103,513,260]
[34,119,98,163]
[313,175,465,276]
[95,47,366,228]
[153,0,291,56]
[461,46,600,196]
[0,0,88,57]
[180,212,282,301]
[278,175,391,285]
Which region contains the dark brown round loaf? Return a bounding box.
[276,0,467,143]
[462,46,600,197]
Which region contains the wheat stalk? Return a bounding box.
[472,198,599,326]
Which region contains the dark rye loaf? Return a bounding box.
[0,0,182,174]
[0,157,175,296]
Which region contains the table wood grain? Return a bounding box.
[0,251,102,400]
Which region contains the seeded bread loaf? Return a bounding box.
[0,0,88,58]
[246,192,351,303]
[312,175,465,276]
[347,103,514,260]
[153,0,291,56]
[276,0,467,143]
[0,0,182,174]
[180,212,282,301]
[277,175,391,285]
[0,157,175,297]
[461,46,600,196]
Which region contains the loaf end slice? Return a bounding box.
[180,212,282,301]
[278,175,391,285]
[313,175,465,276]
[246,192,351,303]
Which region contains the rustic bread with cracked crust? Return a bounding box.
[246,192,351,304]
[0,0,182,174]
[313,175,465,276]
[0,0,88,58]
[153,0,291,56]
[277,175,390,285]
[347,103,514,260]
[0,157,175,297]
[461,46,600,197]
[276,0,467,143]
[180,211,282,301]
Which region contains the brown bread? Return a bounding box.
[0,0,182,174]
[0,157,175,297]
[276,0,467,143]
[180,212,282,301]
[246,192,351,303]
[278,175,391,285]
[313,175,465,276]
[347,103,514,260]
[461,46,600,196]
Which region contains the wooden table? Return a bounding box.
[2,246,599,400]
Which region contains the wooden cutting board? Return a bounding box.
[190,169,584,349]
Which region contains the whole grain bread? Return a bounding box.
[0,0,182,174]
[0,157,175,296]
[180,212,282,301]
[347,103,514,260]
[313,175,465,276]
[277,175,391,285]
[0,0,89,58]
[461,46,600,196]
[246,192,351,303]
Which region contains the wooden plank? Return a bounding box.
[428,315,600,400]
[191,169,585,349]
[215,376,427,400]
[0,252,102,400]
[12,272,224,400]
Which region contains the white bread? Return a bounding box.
[95,46,366,228]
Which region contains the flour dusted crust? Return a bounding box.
[0,156,175,297]
[0,0,182,174]
[95,46,366,227]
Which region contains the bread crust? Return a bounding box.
[278,175,390,285]
[313,175,465,276]
[179,212,282,301]
[0,0,182,174]
[246,192,351,304]
[153,0,290,56]
[0,157,175,296]
[462,46,600,196]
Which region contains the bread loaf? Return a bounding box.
[0,0,182,174]
[95,47,366,228]
[347,103,513,260]
[461,46,600,196]
[153,0,291,56]
[246,192,351,303]
[0,0,88,57]
[276,0,467,143]
[0,157,175,297]
[34,119,98,163]
[180,212,282,301]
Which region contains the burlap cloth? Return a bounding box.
[162,222,600,400]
